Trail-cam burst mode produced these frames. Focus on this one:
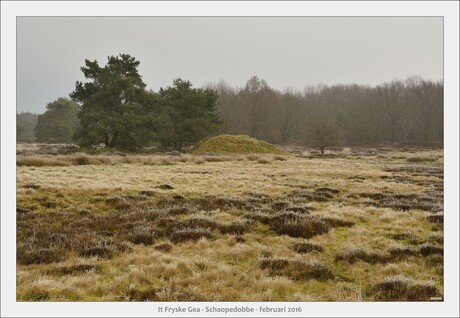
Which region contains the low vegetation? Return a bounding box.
[16,145,443,301]
[190,134,288,155]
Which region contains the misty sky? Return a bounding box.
[17,17,443,114]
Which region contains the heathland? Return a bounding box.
[16,144,443,301]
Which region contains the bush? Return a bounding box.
[154,243,173,252]
[73,155,91,165]
[257,158,271,164]
[17,156,70,167]
[419,244,443,257]
[320,217,354,228]
[170,227,213,243]
[406,156,436,163]
[427,213,443,224]
[51,264,101,275]
[78,246,115,258]
[370,275,438,301]
[387,246,419,260]
[218,220,251,235]
[271,213,331,238]
[127,233,156,245]
[259,256,334,281]
[292,241,324,254]
[17,247,65,265]
[335,246,390,264]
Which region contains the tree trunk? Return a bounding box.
[320,147,324,155]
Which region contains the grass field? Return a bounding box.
[16,145,444,301]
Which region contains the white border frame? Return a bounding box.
[2,1,459,317]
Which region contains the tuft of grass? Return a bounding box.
[154,242,173,252]
[406,156,437,163]
[335,246,390,264]
[369,275,439,301]
[427,233,443,244]
[170,227,213,243]
[50,264,101,276]
[218,219,252,235]
[124,286,158,301]
[389,232,421,245]
[73,155,92,165]
[387,245,419,260]
[168,207,190,216]
[271,212,331,238]
[291,241,324,254]
[257,158,271,164]
[259,256,334,281]
[426,213,443,224]
[193,158,206,165]
[320,217,354,228]
[17,247,65,265]
[419,244,443,257]
[78,246,115,259]
[179,217,220,230]
[17,156,70,167]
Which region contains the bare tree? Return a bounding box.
[206,80,238,134]
[275,87,305,143]
[240,76,274,138]
[376,80,406,142]
[308,119,339,155]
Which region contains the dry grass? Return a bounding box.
[369,275,439,301]
[16,145,443,301]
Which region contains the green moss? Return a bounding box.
[191,135,288,155]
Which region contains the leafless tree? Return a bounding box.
[376,80,406,142]
[308,119,339,155]
[276,87,305,143]
[240,76,274,138]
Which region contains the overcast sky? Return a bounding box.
[17,17,443,114]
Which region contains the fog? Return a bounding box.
[17,17,443,113]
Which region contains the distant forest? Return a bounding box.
[17,55,443,150]
[207,76,443,147]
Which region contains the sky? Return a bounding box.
[17,17,443,114]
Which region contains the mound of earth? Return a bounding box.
[191,135,288,155]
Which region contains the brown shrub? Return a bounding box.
[419,244,443,257]
[257,159,271,164]
[50,264,101,275]
[17,247,65,265]
[168,207,190,216]
[218,219,252,235]
[387,246,419,260]
[285,206,310,214]
[170,227,213,243]
[271,212,331,238]
[320,217,354,228]
[259,257,334,281]
[125,287,158,301]
[154,243,173,252]
[427,213,443,224]
[370,275,438,301]
[335,246,390,264]
[292,241,324,254]
[388,232,421,245]
[156,184,174,190]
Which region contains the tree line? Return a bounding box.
[17,54,443,152]
[209,75,443,149]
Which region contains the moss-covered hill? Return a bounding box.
[191,135,288,155]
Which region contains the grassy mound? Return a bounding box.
[191,135,288,155]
